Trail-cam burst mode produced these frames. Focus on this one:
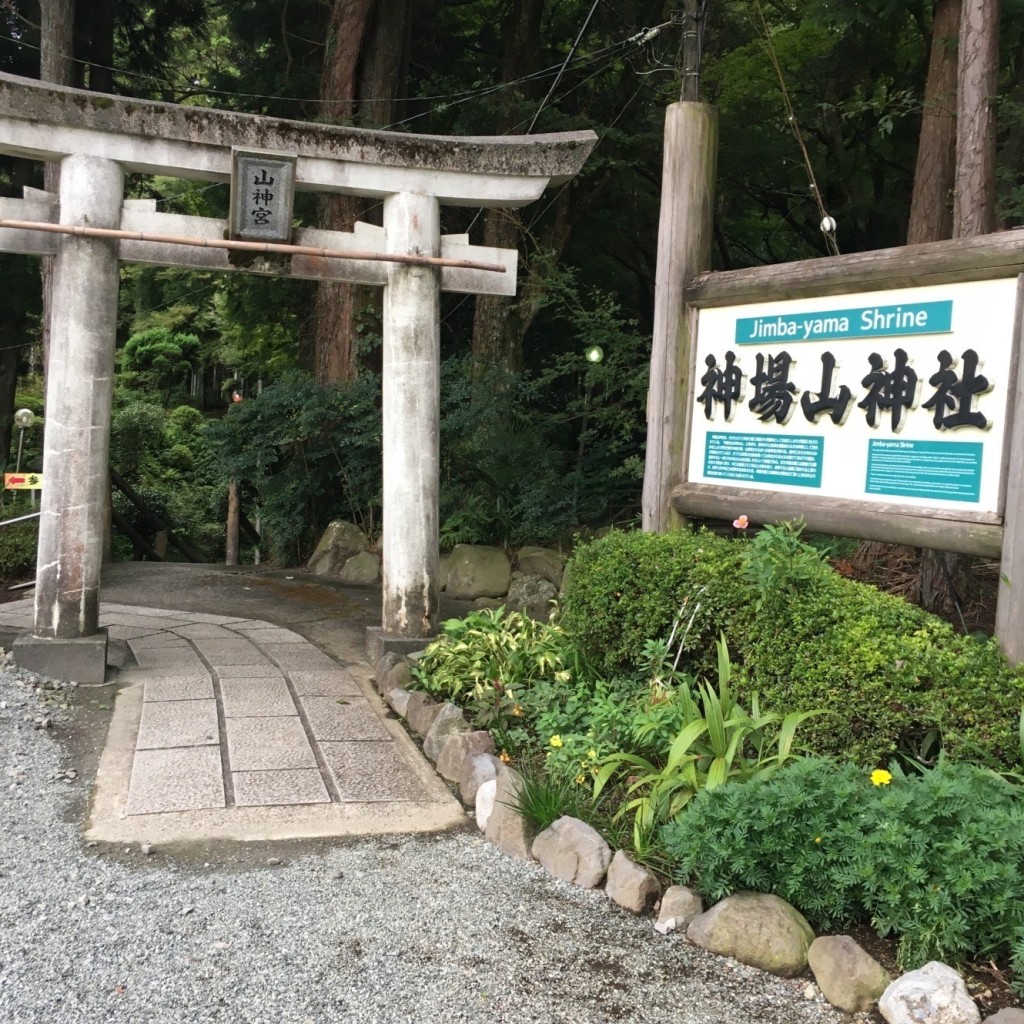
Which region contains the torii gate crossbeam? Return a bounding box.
[0,73,596,681]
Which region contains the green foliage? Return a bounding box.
[594,636,819,852]
[514,761,592,833]
[0,512,37,576]
[741,519,831,610]
[120,327,201,405]
[560,528,1024,770]
[204,371,382,563]
[411,607,571,730]
[661,758,1024,970]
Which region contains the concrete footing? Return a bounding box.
[12,628,109,683]
[365,626,433,669]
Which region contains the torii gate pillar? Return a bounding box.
[13,154,122,679]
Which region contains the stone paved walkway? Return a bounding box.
[0,596,464,843]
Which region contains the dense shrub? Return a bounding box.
[559,528,1024,769]
[660,758,1024,969]
[0,515,37,576]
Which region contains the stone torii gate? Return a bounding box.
[0,72,596,681]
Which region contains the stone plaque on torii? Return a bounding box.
[0,72,596,681]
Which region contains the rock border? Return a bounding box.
[373,649,1013,1024]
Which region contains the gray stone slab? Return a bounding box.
[12,630,108,684]
[132,646,206,672]
[265,643,339,671]
[193,639,270,666]
[128,634,191,650]
[232,769,330,806]
[144,676,215,702]
[290,670,363,697]
[244,628,308,643]
[319,742,430,802]
[216,663,284,678]
[125,746,226,814]
[101,612,192,629]
[136,699,219,749]
[301,696,391,741]
[172,623,239,640]
[225,717,317,770]
[106,624,165,641]
[220,678,298,718]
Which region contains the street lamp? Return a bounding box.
[13,408,34,474]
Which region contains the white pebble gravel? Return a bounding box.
[0,657,875,1024]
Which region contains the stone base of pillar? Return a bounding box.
[13,629,109,684]
[365,626,434,672]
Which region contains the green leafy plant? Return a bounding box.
[741,517,830,609]
[593,635,820,853]
[661,757,1024,970]
[513,760,592,833]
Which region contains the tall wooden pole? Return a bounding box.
[641,102,718,532]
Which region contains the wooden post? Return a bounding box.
[225,479,240,566]
[641,102,718,532]
[996,276,1024,663]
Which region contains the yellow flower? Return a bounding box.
[814,836,822,844]
[499,750,511,764]
[549,735,563,748]
[575,774,586,785]
[587,749,597,760]
[871,769,893,786]
[510,704,523,717]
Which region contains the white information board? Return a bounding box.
[688,278,1018,515]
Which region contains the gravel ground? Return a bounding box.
[0,658,876,1024]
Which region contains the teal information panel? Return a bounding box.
[865,439,983,503]
[704,432,824,488]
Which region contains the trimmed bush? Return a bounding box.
[559,528,1024,769]
[660,758,1024,969]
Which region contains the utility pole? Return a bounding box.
[679,0,704,102]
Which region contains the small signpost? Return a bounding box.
[4,473,42,490]
[229,148,296,244]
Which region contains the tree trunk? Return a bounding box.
[907,0,959,244]
[471,0,546,378]
[310,0,411,384]
[917,0,1001,622]
[39,0,76,376]
[953,0,1000,236]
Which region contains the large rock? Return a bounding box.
[515,546,565,587]
[338,550,380,584]
[531,816,612,889]
[506,572,558,622]
[686,892,814,978]
[435,730,495,782]
[405,692,443,737]
[423,703,468,762]
[445,544,511,600]
[380,659,412,697]
[484,767,534,860]
[605,850,660,913]
[879,962,980,1024]
[655,886,703,935]
[808,935,891,1014]
[459,752,502,806]
[984,1011,1024,1024]
[476,778,497,831]
[385,687,412,717]
[307,520,368,576]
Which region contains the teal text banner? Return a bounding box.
[735,300,953,344]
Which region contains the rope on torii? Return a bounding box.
[0,217,508,274]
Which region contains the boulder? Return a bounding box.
[686,892,814,978]
[506,572,558,621]
[515,546,565,587]
[654,886,703,935]
[475,778,497,831]
[879,962,980,1024]
[380,660,412,698]
[983,1011,1024,1024]
[531,816,612,889]
[338,550,380,585]
[484,767,534,860]
[307,520,368,576]
[405,692,443,737]
[808,935,891,1014]
[423,703,468,762]
[605,850,660,913]
[459,752,502,807]
[445,544,511,600]
[385,688,412,717]
[435,731,496,783]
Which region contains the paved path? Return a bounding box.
[0,579,465,845]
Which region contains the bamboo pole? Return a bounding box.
[0,218,508,274]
